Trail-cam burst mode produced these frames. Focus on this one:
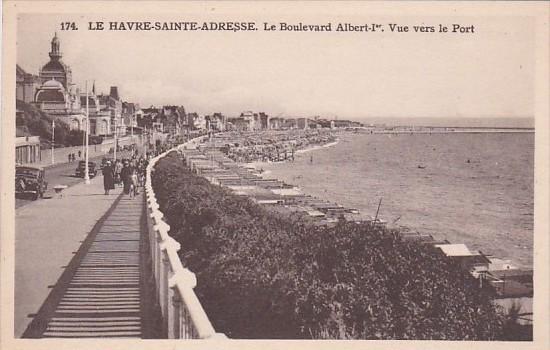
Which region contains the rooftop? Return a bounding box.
[435,243,475,257]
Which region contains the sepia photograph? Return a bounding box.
[1,1,548,349]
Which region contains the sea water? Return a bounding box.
[262,132,534,268]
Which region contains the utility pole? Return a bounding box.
[84,81,90,184]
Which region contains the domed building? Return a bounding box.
[33,33,85,130]
[39,32,72,89]
[27,33,129,136]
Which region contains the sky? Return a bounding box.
[16,11,534,121]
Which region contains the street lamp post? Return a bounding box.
[84,81,90,184]
[51,119,55,164]
[144,125,147,155]
[114,118,117,162]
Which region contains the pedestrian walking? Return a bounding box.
[120,160,132,195]
[129,168,139,198]
[114,160,123,186]
[78,150,82,158]
[68,154,71,163]
[102,161,115,195]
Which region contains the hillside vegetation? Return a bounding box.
[152,151,505,340]
[16,100,103,146]
[16,99,63,141]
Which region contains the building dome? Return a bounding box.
[35,89,66,103]
[41,79,65,89]
[35,79,66,103]
[42,60,67,72]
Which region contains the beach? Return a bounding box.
[261,131,534,268]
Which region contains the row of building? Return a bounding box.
[224,112,363,132]
[16,33,140,138]
[137,108,364,138]
[16,34,362,139]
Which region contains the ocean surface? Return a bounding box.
[357,117,534,128]
[262,132,534,268]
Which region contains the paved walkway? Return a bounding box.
[15,175,160,338]
[22,193,154,338]
[15,176,119,336]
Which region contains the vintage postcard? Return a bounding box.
[1,1,548,350]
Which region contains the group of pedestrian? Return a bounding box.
[67,153,77,162]
[102,153,149,198]
[66,150,83,163]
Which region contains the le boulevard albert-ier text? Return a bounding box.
[85,21,387,32]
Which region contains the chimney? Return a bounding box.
[109,86,119,100]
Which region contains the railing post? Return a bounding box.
[151,225,157,282]
[168,278,180,338]
[147,209,158,287]
[161,254,169,324]
[155,234,163,293]
[185,303,194,338]
[165,271,174,338]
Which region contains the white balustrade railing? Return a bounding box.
[145,137,226,339]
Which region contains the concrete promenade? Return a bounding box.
[15,175,123,337]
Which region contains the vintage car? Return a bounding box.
[15,166,48,200]
[75,161,98,178]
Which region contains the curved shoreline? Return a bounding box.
[255,132,532,270]
[243,139,340,175]
[294,139,340,154]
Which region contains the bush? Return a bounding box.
[90,135,104,145]
[64,130,86,146]
[16,99,71,145]
[152,152,506,340]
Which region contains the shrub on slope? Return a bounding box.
[152,152,504,340]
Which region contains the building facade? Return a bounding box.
[269,117,282,129]
[16,65,41,104]
[16,136,41,164]
[80,93,111,136]
[209,113,226,131]
[259,112,269,130]
[98,86,125,136]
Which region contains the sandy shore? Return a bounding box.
[295,140,340,154]
[244,139,340,176]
